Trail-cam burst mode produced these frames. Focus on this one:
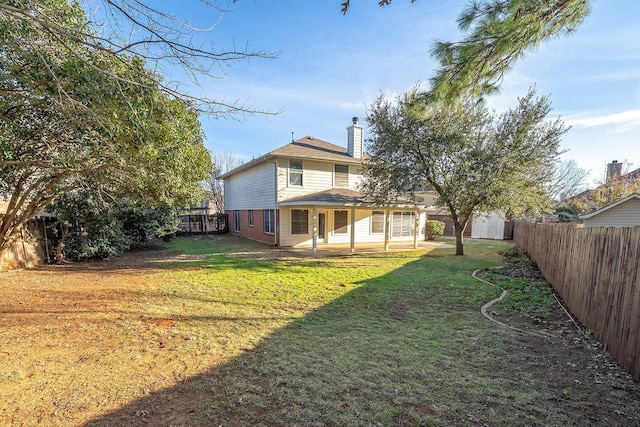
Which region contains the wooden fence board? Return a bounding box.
[513,221,640,381]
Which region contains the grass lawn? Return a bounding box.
[1,235,638,426]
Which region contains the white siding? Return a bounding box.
[355,209,384,243]
[278,159,333,200]
[583,198,640,227]
[276,158,365,200]
[279,207,313,247]
[349,166,364,190]
[224,162,276,210]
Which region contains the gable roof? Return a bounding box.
[218,136,367,179]
[579,193,640,219]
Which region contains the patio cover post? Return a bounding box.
[350,207,356,253]
[413,208,419,249]
[384,208,391,251]
[312,206,318,256]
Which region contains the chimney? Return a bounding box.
[347,116,364,159]
[606,160,622,183]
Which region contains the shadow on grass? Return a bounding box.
[83,236,640,427]
[84,255,492,426]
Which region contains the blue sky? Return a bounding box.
[156,0,639,185]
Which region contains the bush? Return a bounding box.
[52,189,180,261]
[425,220,445,240]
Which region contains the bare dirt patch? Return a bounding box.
[0,248,211,426]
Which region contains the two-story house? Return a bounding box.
[219,118,437,253]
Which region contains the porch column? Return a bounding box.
[350,206,356,253]
[384,208,391,251]
[312,206,318,256]
[413,209,419,249]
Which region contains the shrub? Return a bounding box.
[425,220,445,240]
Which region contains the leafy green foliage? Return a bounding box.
[430,0,592,100]
[0,1,210,264]
[341,0,592,101]
[425,219,445,240]
[52,189,180,261]
[362,87,567,255]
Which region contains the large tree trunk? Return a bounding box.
[453,221,465,256]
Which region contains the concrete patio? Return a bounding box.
[284,239,455,257]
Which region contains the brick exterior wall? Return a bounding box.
[229,209,278,245]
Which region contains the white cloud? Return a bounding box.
[563,110,640,131]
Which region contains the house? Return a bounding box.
[579,193,640,227]
[219,118,439,253]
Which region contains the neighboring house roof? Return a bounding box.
[218,136,367,179]
[278,188,427,208]
[579,193,640,219]
[566,167,640,202]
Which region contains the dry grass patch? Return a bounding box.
[1,235,638,427]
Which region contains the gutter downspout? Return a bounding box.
[271,160,278,246]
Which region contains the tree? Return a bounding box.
[52,189,180,261]
[203,151,243,213]
[342,0,593,101]
[588,163,640,208]
[0,1,211,266]
[546,159,589,202]
[556,161,640,216]
[362,87,568,255]
[0,0,277,116]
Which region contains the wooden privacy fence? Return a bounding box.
[178,213,229,235]
[0,217,57,269]
[513,221,640,381]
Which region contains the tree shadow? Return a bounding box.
[74,238,640,427]
[83,255,483,426]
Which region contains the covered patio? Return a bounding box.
[278,189,441,256]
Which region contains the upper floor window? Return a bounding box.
[289,160,303,186]
[334,164,349,188]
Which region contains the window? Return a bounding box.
[264,209,275,234]
[391,211,415,238]
[248,210,254,226]
[289,160,303,186]
[334,164,349,188]
[334,210,348,234]
[233,210,241,232]
[291,209,308,234]
[371,210,385,234]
